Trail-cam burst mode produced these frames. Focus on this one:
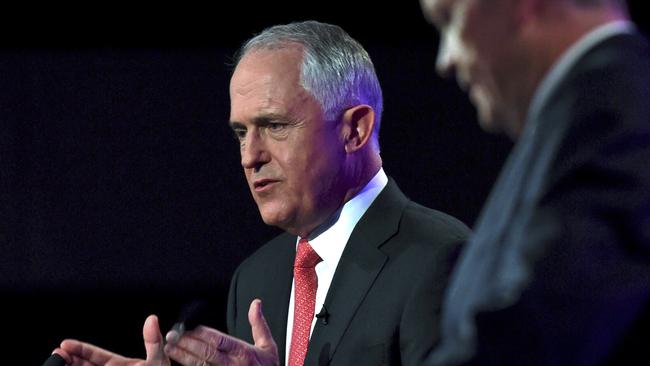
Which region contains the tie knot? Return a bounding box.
[294,239,322,268]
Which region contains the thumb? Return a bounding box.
[248,299,277,352]
[143,315,169,365]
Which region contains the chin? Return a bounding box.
[477,102,511,136]
[477,118,499,134]
[479,107,522,139]
[477,109,499,133]
[259,209,292,230]
[260,213,281,227]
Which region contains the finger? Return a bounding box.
[142,314,167,363]
[164,338,228,366]
[69,354,98,366]
[248,299,277,353]
[185,326,239,353]
[60,339,124,365]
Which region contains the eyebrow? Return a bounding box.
[229,121,246,130]
[229,113,289,129]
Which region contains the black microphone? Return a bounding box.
[315,305,330,325]
[41,353,66,366]
[167,299,209,344]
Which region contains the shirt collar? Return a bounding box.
[298,168,388,264]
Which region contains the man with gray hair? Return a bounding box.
[419,0,650,365]
[53,20,468,366]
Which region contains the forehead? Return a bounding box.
[229,46,322,123]
[230,48,303,110]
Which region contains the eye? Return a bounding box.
[264,122,291,138]
[232,128,247,141]
[268,122,285,131]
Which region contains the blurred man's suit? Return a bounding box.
[432,26,650,366]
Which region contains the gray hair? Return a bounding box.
[568,0,627,9]
[235,20,383,147]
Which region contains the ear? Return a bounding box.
[340,105,376,153]
[515,0,543,27]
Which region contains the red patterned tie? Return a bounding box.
[288,239,322,366]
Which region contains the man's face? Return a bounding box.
[229,47,348,236]
[421,0,523,135]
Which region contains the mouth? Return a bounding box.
[253,179,280,192]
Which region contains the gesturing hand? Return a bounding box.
[52,315,170,366]
[164,299,279,366]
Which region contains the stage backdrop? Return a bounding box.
[1,1,647,364]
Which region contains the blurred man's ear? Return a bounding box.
[517,0,551,27]
[340,105,375,153]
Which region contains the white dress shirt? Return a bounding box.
[284,168,388,364]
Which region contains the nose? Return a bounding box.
[240,129,270,170]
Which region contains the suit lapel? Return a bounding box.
[304,179,409,365]
[260,233,295,365]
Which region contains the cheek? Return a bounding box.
[277,130,344,190]
[277,142,316,177]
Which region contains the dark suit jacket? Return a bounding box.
[227,179,469,365]
[429,32,650,366]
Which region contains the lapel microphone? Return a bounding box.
[315,305,330,325]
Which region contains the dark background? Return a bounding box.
[1,1,647,364]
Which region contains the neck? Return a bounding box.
[342,151,382,204]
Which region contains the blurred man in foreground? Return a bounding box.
[419,0,650,364]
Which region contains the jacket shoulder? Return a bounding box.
[401,201,471,243]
